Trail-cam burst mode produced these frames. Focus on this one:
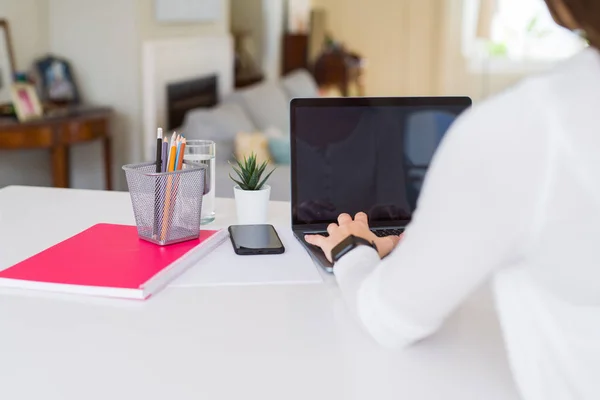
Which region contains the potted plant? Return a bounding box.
[229,153,275,224]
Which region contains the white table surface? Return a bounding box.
[0,186,520,400]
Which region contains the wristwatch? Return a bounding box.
[331,235,378,263]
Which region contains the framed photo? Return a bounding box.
[155,0,221,23]
[0,20,16,104]
[11,83,43,121]
[34,55,80,105]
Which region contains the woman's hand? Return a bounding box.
[304,212,402,262]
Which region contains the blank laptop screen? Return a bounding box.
[291,98,470,226]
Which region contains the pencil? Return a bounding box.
[167,134,177,172]
[174,137,184,171]
[155,128,163,173]
[161,137,168,173]
[161,134,179,241]
[176,138,186,171]
[166,133,173,168]
[153,128,163,238]
[162,138,188,240]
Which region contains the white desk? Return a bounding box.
[0,186,519,400]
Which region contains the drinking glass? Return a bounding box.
[184,140,216,224]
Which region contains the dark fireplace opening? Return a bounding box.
[166,75,218,131]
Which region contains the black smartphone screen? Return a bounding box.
[228,225,285,255]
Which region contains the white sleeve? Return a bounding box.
[334,87,549,348]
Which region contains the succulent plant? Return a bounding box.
[229,152,275,191]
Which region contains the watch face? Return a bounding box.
[332,235,356,262]
[332,235,376,262]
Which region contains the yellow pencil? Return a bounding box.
[176,138,186,171]
[160,134,179,241]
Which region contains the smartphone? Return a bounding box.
[228,224,285,255]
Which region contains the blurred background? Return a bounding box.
[0,0,587,193]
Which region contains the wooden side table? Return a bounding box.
[0,107,113,189]
[313,49,365,97]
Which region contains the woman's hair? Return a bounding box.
[545,0,600,48]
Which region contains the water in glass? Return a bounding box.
[184,140,216,224]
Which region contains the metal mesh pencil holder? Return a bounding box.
[122,161,206,246]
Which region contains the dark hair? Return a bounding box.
[545,0,600,48]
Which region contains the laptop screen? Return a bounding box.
[291,97,471,227]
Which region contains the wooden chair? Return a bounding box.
[312,49,365,97]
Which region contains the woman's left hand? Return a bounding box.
[305,212,402,262]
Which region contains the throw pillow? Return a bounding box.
[263,126,290,165]
[234,132,271,165]
[268,137,291,165]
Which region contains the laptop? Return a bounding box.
[290,96,472,272]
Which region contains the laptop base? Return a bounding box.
[293,227,405,273]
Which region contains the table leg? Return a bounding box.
[51,145,70,188]
[103,135,113,191]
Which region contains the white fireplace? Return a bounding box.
[141,34,234,160]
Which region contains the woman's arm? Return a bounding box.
[333,88,550,348]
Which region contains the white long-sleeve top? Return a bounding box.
[334,48,600,400]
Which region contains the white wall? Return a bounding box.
[0,0,137,190]
[48,0,140,191]
[311,0,544,100]
[0,0,231,190]
[312,0,433,96]
[230,0,264,68]
[0,0,52,188]
[0,0,49,71]
[230,0,283,81]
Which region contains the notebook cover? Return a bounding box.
[0,224,219,290]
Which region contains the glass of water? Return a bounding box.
[184,140,216,224]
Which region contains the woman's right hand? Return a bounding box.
[305,212,403,262]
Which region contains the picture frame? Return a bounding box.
[0,19,16,105]
[155,0,221,23]
[34,55,81,105]
[11,83,43,122]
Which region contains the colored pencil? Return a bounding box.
[167,134,177,172]
[176,138,186,171]
[161,133,179,241]
[174,136,184,171]
[161,137,168,173]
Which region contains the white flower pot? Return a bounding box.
[234,184,271,225]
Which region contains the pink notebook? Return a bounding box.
[0,224,228,300]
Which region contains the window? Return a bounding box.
[463,0,587,64]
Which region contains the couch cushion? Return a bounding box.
[269,137,291,165]
[181,101,255,162]
[281,69,319,100]
[234,131,271,165]
[235,81,290,134]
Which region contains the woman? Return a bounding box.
[305,1,600,399]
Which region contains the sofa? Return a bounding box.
[180,69,320,202]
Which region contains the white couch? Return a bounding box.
[181,69,319,202]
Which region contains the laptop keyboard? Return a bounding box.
[373,228,404,237]
[319,228,404,238]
